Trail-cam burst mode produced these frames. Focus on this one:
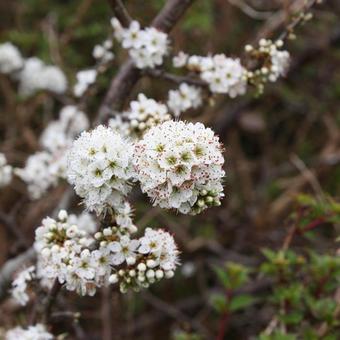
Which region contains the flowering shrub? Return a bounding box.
[0,0,333,338]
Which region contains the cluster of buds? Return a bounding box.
[245,39,290,94]
[192,188,223,215]
[106,228,179,293]
[92,39,114,64]
[109,258,175,293]
[109,93,171,139]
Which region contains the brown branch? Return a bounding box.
[151,0,195,33]
[43,278,62,323]
[107,0,132,27]
[101,286,113,340]
[146,68,208,88]
[0,211,29,248]
[97,0,196,122]
[278,0,318,42]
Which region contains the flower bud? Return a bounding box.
[155,269,164,279]
[137,263,146,272]
[146,259,156,268]
[126,256,136,266]
[58,210,68,221]
[146,269,155,279]
[109,274,118,284]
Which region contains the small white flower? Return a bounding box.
[167,83,202,116]
[109,235,139,265]
[115,20,169,69]
[74,69,97,97]
[0,153,12,187]
[0,42,23,74]
[5,324,53,340]
[11,266,35,306]
[18,57,67,96]
[172,51,188,68]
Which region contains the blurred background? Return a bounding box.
[0,0,339,339]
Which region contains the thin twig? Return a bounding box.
[278,0,318,41]
[107,0,132,27]
[146,68,208,87]
[43,278,62,323]
[228,0,274,20]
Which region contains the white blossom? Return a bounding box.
[35,211,101,296]
[245,39,291,84]
[198,55,247,97]
[40,106,89,154]
[134,120,225,214]
[93,39,114,63]
[110,18,124,42]
[11,266,35,306]
[172,51,189,68]
[138,228,179,272]
[66,125,135,214]
[16,106,89,199]
[269,49,290,82]
[5,324,53,340]
[109,93,171,138]
[109,235,139,265]
[74,69,97,97]
[0,153,12,187]
[68,211,97,234]
[113,20,169,69]
[18,57,67,96]
[0,42,23,74]
[15,152,57,199]
[167,83,202,116]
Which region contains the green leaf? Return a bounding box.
[258,331,297,340]
[213,266,230,288]
[210,293,227,313]
[229,294,257,312]
[279,311,304,325]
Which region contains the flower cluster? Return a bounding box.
[112,18,169,69]
[189,55,247,97]
[0,153,12,188]
[167,83,202,116]
[68,211,97,234]
[18,57,67,96]
[16,106,89,199]
[0,42,23,74]
[99,227,180,293]
[0,42,67,96]
[35,210,179,295]
[74,69,97,97]
[5,324,53,340]
[93,39,114,63]
[66,125,135,214]
[11,266,35,306]
[15,152,57,199]
[109,93,171,138]
[245,39,290,92]
[35,210,100,295]
[134,120,225,214]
